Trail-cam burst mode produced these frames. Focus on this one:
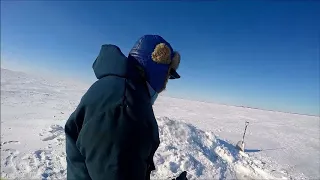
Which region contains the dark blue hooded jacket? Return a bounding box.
[65,44,160,180]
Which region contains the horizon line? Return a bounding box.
[2,67,319,117]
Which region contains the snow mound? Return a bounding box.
[152,117,290,180]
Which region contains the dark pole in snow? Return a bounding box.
[236,121,250,151]
[242,121,249,143]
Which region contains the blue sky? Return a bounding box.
[1,1,319,116]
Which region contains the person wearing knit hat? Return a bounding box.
[65,35,186,180]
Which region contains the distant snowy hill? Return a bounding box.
[1,68,319,179]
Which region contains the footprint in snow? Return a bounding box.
[169,162,179,173]
[3,149,20,167]
[40,124,65,145]
[1,140,20,146]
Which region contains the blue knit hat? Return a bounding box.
[129,35,180,92]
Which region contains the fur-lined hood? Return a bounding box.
[129,35,180,93]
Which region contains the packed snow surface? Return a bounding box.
[1,68,319,179]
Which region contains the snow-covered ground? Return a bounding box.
[1,68,319,179]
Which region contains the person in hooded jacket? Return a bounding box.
[64,35,187,180]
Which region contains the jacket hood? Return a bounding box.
[92,44,128,79]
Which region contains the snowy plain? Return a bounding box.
[1,68,319,179]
